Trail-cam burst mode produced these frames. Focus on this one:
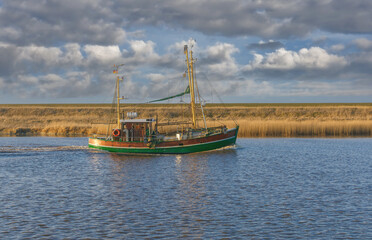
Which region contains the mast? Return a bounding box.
[114,64,124,129]
[184,45,197,128]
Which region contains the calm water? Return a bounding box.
[0,137,371,239]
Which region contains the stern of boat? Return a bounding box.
[88,137,103,148]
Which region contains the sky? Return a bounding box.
[0,0,372,104]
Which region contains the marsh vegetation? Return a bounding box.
[1,103,371,137]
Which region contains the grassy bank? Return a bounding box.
[1,103,372,137]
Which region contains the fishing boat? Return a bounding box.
[88,44,239,154]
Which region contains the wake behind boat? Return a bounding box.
[88,44,239,154]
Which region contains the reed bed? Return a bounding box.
[219,120,372,137]
[1,104,372,137]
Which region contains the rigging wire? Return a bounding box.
[203,74,238,126]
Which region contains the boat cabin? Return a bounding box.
[116,118,156,142]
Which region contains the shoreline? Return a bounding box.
[1,103,371,138]
[1,134,372,138]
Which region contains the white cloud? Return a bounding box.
[205,43,239,60]
[17,45,63,66]
[123,40,183,70]
[0,37,370,102]
[244,47,347,71]
[168,39,197,53]
[84,45,122,62]
[129,40,159,61]
[203,43,239,76]
[168,40,190,53]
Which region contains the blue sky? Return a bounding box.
[0,0,371,104]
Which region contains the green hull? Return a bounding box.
[89,130,238,154]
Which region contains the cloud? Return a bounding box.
[14,72,102,98]
[330,44,345,52]
[0,0,126,46]
[144,72,188,98]
[0,33,370,103]
[111,0,372,38]
[247,40,284,50]
[128,40,159,62]
[354,38,372,50]
[1,0,372,47]
[202,78,372,101]
[0,40,239,100]
[122,40,184,71]
[312,36,328,45]
[110,0,311,38]
[288,80,372,97]
[200,43,239,77]
[344,51,372,80]
[0,43,105,98]
[244,47,347,71]
[0,45,18,77]
[84,45,122,63]
[0,43,87,78]
[17,45,63,66]
[0,41,188,99]
[63,43,84,65]
[205,79,276,97]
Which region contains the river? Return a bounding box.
[0,137,371,239]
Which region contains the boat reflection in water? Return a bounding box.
[93,147,238,237]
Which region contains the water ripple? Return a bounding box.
[0,137,371,239]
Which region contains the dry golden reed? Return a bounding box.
[1,103,372,137]
[220,120,372,137]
